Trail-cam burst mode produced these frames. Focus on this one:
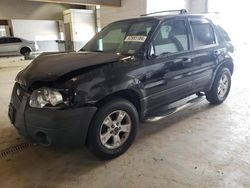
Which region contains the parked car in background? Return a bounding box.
[0,37,38,56]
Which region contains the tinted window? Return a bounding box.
[152,20,189,56]
[217,25,231,42]
[0,38,7,44]
[191,23,216,49]
[7,38,22,43]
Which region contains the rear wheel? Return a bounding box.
[206,67,231,104]
[87,99,139,160]
[20,47,31,56]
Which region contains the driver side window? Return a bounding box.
[152,20,189,56]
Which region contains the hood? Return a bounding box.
[16,51,121,88]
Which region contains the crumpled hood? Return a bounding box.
[16,51,121,88]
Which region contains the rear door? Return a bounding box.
[144,18,196,110]
[188,18,220,92]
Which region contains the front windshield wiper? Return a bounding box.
[159,52,171,56]
[90,50,104,52]
[80,49,103,53]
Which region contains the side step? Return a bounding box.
[145,94,205,122]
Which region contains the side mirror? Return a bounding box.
[148,44,156,58]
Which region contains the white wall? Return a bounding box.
[208,0,250,44]
[11,19,63,52]
[11,20,59,41]
[63,9,95,51]
[100,0,191,28]
[189,0,206,13]
[147,0,190,14]
[100,0,147,28]
[0,0,85,20]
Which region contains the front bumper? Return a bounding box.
[9,83,97,146]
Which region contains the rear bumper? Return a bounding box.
[9,83,97,146]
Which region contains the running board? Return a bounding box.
[145,95,205,122]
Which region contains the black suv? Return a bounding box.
[9,11,234,159]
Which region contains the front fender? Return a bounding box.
[72,71,145,107]
[92,80,142,102]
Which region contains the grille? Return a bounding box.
[0,142,33,158]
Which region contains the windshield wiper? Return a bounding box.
[90,50,103,52]
[80,49,103,53]
[159,52,171,56]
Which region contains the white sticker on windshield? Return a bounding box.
[124,36,147,42]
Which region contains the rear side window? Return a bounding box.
[191,23,216,49]
[217,25,231,42]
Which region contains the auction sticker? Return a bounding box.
[124,36,147,42]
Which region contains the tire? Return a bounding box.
[20,47,31,56]
[206,67,231,104]
[87,98,139,160]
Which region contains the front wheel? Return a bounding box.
[206,67,231,104]
[87,99,139,160]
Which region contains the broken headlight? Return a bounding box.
[29,87,70,108]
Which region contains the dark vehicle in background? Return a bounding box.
[0,36,38,56]
[8,10,234,159]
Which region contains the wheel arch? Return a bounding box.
[222,60,234,75]
[20,46,32,55]
[208,59,234,92]
[94,89,144,120]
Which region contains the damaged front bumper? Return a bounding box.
[8,83,97,146]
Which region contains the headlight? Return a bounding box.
[29,87,64,108]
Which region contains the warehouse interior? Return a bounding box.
[0,0,250,187]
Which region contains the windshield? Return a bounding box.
[81,19,157,55]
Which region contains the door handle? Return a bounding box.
[182,57,192,66]
[214,50,221,56]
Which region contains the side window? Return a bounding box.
[152,20,189,56]
[217,25,231,42]
[0,38,7,44]
[7,38,22,43]
[191,23,216,49]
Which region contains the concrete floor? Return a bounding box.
[0,47,249,188]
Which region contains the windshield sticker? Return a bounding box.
[124,36,147,42]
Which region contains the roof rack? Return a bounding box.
[141,9,188,16]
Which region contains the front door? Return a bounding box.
[144,19,195,110]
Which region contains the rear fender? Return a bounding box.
[207,58,234,92]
